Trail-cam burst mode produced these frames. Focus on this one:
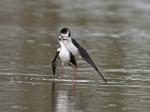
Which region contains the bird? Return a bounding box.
[52,38,77,83]
[58,27,107,82]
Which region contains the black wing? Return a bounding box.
[69,52,77,67]
[72,39,107,82]
[52,51,60,75]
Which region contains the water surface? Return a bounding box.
[0,0,150,112]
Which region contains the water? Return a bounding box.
[0,0,150,112]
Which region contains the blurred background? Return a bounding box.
[0,0,150,112]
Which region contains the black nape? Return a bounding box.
[60,27,71,37]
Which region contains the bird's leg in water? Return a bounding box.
[72,65,77,89]
[59,63,64,79]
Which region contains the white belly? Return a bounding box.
[59,47,70,63]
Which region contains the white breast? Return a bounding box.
[59,46,70,63]
[63,40,79,57]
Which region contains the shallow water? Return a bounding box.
[0,0,150,112]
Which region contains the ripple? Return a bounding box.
[106,68,150,74]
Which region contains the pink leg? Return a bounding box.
[72,66,77,90]
[59,64,64,79]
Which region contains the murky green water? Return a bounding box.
[0,0,150,112]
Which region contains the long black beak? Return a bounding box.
[62,38,68,40]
